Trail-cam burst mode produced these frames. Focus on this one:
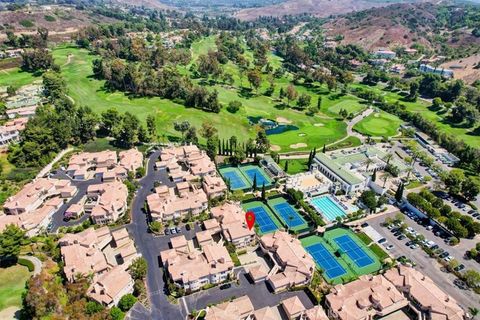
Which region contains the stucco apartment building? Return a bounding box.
[210,202,255,249]
[205,295,328,320]
[258,231,315,292]
[0,117,29,146]
[326,274,409,320]
[59,227,139,307]
[160,235,234,292]
[384,266,466,320]
[147,183,208,222]
[325,266,466,320]
[66,148,143,180]
[86,181,129,225]
[202,175,227,199]
[0,178,77,235]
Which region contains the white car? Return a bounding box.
[444,256,454,262]
[386,244,395,250]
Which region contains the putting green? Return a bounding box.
[353,111,402,137]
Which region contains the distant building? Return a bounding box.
[374,50,396,60]
[86,181,128,225]
[202,175,227,199]
[0,117,28,146]
[419,64,454,79]
[259,156,285,178]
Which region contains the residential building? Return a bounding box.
[210,202,255,249]
[326,274,408,320]
[6,105,38,119]
[259,231,315,292]
[160,239,234,292]
[67,150,118,180]
[374,50,396,60]
[86,181,128,225]
[281,296,309,320]
[384,266,466,320]
[202,175,227,199]
[118,148,143,172]
[419,64,454,79]
[59,226,138,284]
[147,183,208,222]
[87,266,134,307]
[205,295,254,320]
[0,117,28,146]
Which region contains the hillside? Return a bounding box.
[0,5,120,41]
[322,2,480,51]
[234,0,427,21]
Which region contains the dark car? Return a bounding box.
[454,264,465,272]
[406,241,414,246]
[393,231,402,237]
[220,283,232,290]
[398,235,406,240]
[361,222,369,228]
[175,227,182,233]
[165,228,170,235]
[439,252,450,258]
[378,238,387,244]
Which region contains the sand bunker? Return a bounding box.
[290,143,307,149]
[374,113,380,117]
[314,123,324,127]
[276,117,292,124]
[270,145,281,151]
[298,133,306,137]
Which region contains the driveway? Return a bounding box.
[367,213,480,309]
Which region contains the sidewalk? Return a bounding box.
[36,147,74,179]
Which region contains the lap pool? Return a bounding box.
[310,196,347,221]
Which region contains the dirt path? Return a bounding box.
[0,306,20,320]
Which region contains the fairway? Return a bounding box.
[353,111,402,137]
[0,265,31,311]
[327,98,366,116]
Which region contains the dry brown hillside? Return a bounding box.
[234,0,426,21]
[322,2,480,51]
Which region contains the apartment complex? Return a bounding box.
[384,266,466,320]
[202,175,227,199]
[147,183,208,222]
[210,202,255,249]
[325,266,466,320]
[0,178,77,235]
[59,227,139,307]
[86,181,129,224]
[66,148,143,180]
[326,274,409,320]
[160,235,234,292]
[0,117,29,146]
[259,231,315,292]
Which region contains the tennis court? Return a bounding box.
[273,203,305,228]
[242,201,281,234]
[305,243,347,279]
[240,165,272,187]
[219,167,250,190]
[334,235,374,268]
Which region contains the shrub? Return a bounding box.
[85,301,104,315]
[118,294,137,312]
[227,100,242,113]
[110,306,125,320]
[17,258,34,272]
[20,19,34,28]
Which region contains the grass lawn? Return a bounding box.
[353,110,403,137]
[48,43,348,152]
[326,97,366,116]
[356,232,373,245]
[0,265,31,311]
[279,158,309,174]
[369,243,390,261]
[0,68,40,88]
[326,136,362,151]
[406,180,425,189]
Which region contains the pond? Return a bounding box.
[266,124,299,135]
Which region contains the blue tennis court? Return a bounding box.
[306,243,346,279]
[222,170,247,190]
[243,168,271,186]
[273,203,304,228]
[249,205,278,233]
[334,235,374,268]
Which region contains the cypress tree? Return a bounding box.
[372,168,377,182]
[253,173,257,192]
[395,183,404,203]
[222,140,226,155]
[261,183,266,201]
[284,160,289,172]
[218,139,222,155]
[307,150,313,167]
[322,144,326,153]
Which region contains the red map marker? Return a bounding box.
[245,211,256,230]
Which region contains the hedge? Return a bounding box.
[18,258,35,272]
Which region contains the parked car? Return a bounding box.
[165,228,170,235]
[386,244,395,250]
[398,235,406,240]
[439,252,450,259]
[175,227,182,233]
[361,222,369,228]
[170,227,177,234]
[378,238,387,244]
[454,264,465,272]
[410,244,419,249]
[406,241,414,246]
[219,283,232,290]
[444,256,454,262]
[393,231,402,237]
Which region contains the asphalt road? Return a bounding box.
[127,149,316,319]
[367,213,480,309]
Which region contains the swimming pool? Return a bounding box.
[310,196,347,221]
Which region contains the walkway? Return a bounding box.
[326,107,373,148]
[35,147,73,179]
[19,255,42,276]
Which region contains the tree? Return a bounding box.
[408,81,419,101]
[443,169,465,195]
[464,270,480,289]
[118,294,137,312]
[173,121,191,139]
[200,121,218,139]
[229,146,245,165]
[382,171,392,188]
[0,224,26,263]
[227,100,242,113]
[256,129,270,153]
[360,190,377,213]
[110,306,125,320]
[247,68,262,93]
[129,257,148,280]
[85,301,104,315]
[150,221,163,233]
[21,48,55,72]
[395,183,404,203]
[252,173,257,192]
[114,112,140,148]
[101,108,122,136]
[462,177,480,201]
[42,71,66,101]
[285,84,298,106]
[371,168,377,182]
[184,126,198,145]
[146,114,156,140]
[206,135,219,160]
[297,93,311,109]
[284,160,289,172]
[261,183,266,201]
[469,307,479,319]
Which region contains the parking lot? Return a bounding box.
[367,212,479,309]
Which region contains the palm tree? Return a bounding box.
[405,166,414,181]
[364,158,374,171]
[384,153,394,165]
